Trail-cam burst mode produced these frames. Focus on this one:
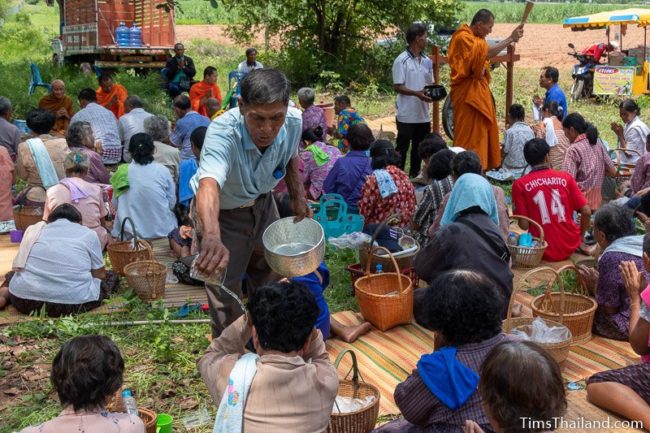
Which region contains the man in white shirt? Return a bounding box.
[392,23,434,178]
[70,88,121,165]
[237,48,264,74]
[119,95,153,162]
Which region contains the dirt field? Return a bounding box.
[177,23,650,69]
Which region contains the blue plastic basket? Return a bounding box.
[313,194,364,239]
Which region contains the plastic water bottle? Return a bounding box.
[122,389,138,415]
[115,22,130,47]
[129,22,142,47]
[375,264,383,274]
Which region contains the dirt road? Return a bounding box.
[177,23,650,69]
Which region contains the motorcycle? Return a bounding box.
[568,43,596,101]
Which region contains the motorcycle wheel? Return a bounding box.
[442,96,454,139]
[571,79,585,102]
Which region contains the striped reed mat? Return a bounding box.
[327,311,642,418]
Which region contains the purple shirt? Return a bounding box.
[302,105,328,142]
[171,111,211,160]
[322,150,371,207]
[631,153,650,193]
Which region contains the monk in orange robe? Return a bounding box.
[96,74,128,118]
[189,66,222,118]
[448,9,523,170]
[38,79,74,134]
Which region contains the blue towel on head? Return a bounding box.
[439,173,499,227]
[26,138,59,189]
[373,169,398,199]
[417,347,480,410]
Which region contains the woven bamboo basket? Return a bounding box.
[359,221,419,272]
[106,390,157,433]
[508,215,548,268]
[13,205,43,230]
[124,260,167,301]
[107,217,153,275]
[355,246,413,331]
[328,350,380,433]
[529,265,597,345]
[609,147,641,186]
[504,267,572,369]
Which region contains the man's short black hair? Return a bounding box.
[245,47,257,56]
[523,138,550,166]
[471,9,495,26]
[190,126,207,152]
[452,151,482,177]
[406,22,427,44]
[418,132,447,160]
[51,335,124,411]
[347,123,374,151]
[415,270,503,345]
[508,103,525,122]
[427,149,454,181]
[542,66,560,83]
[26,108,56,134]
[173,94,191,110]
[78,88,97,103]
[248,281,319,352]
[334,95,351,106]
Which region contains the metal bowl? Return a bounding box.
[263,217,325,277]
[423,84,447,102]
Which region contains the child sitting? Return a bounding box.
[197,281,338,432]
[464,340,567,433]
[178,126,207,207]
[501,104,534,179]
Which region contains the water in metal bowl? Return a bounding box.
[263,217,325,277]
[273,242,315,256]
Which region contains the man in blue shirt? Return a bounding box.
[533,66,567,120]
[170,95,211,160]
[192,69,311,337]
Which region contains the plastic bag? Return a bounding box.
[328,232,372,249]
[332,395,375,414]
[510,317,571,343]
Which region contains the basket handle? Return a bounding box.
[333,349,366,397]
[516,266,564,323]
[556,264,590,296]
[119,217,139,243]
[511,214,545,243]
[363,245,405,293]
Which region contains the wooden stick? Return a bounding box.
[521,1,535,26]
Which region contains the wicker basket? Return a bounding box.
[328,350,380,433]
[503,267,572,369]
[529,265,597,345]
[13,205,43,230]
[609,147,641,186]
[124,260,167,301]
[347,263,419,293]
[508,215,548,268]
[106,390,157,433]
[355,246,413,331]
[359,222,420,272]
[107,217,153,275]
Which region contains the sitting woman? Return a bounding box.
[7,204,116,317]
[611,99,650,165]
[323,123,373,210]
[300,126,341,200]
[465,340,567,433]
[629,133,650,196]
[535,101,570,171]
[144,115,180,183]
[15,108,69,206]
[562,112,616,210]
[592,204,646,340]
[111,133,177,239]
[44,151,110,249]
[19,335,144,433]
[415,173,513,315]
[358,140,416,227]
[65,121,110,184]
[412,149,455,246]
[373,270,508,433]
[586,243,650,429]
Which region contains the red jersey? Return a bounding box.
[512,168,588,261]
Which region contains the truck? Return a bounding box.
[51,0,175,69]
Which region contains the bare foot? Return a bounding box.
[511,302,523,318]
[336,322,373,343]
[0,295,8,310]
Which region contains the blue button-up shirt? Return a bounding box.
[191,107,301,209]
[171,111,211,160]
[322,150,372,207]
[545,83,568,120]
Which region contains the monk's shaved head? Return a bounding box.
[51,79,66,98]
[206,97,221,117]
[471,9,494,26]
[52,79,65,87]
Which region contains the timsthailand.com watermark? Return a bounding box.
[521,417,644,430]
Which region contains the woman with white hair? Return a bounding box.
[144,115,180,182]
[298,87,327,143]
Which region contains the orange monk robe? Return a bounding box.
[96,83,128,119]
[189,81,222,117]
[38,94,74,133]
[448,24,500,170]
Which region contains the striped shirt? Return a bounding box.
[70,103,121,164]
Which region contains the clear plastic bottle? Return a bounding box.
[375,264,383,274]
[121,388,138,415]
